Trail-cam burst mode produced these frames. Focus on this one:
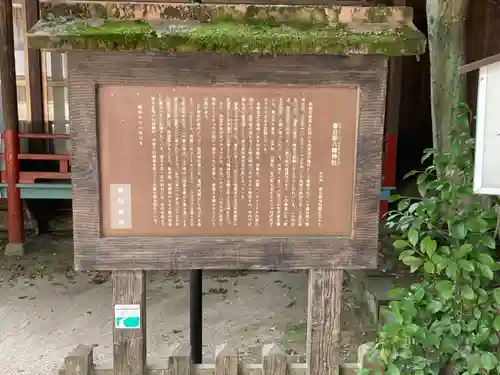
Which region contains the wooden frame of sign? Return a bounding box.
[69,52,387,271]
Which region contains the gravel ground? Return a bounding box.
[0,233,374,375]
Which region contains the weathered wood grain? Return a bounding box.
[90,362,361,375]
[68,52,387,271]
[307,269,344,375]
[262,344,287,375]
[215,343,239,375]
[0,0,18,133]
[37,3,412,24]
[38,0,373,5]
[24,0,46,142]
[65,345,94,375]
[61,345,363,375]
[167,344,191,375]
[113,271,147,375]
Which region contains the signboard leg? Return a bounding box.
[306,269,343,375]
[190,269,203,364]
[112,270,146,375]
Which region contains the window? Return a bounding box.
[0,3,70,153]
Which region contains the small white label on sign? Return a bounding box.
[114,304,141,329]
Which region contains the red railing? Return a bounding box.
[0,132,71,183]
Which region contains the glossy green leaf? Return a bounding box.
[393,240,409,249]
[386,364,400,375]
[388,194,402,203]
[450,323,461,336]
[398,199,410,211]
[477,263,493,279]
[467,319,478,331]
[450,222,467,239]
[427,300,443,313]
[424,261,435,274]
[478,253,495,266]
[445,262,458,279]
[420,236,437,257]
[408,228,419,247]
[455,244,472,259]
[401,256,424,273]
[466,217,489,233]
[480,235,496,249]
[403,170,420,179]
[408,202,420,214]
[481,353,496,372]
[493,315,500,331]
[458,259,475,272]
[494,288,500,305]
[461,285,475,300]
[435,280,453,300]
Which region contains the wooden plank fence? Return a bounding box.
[60,342,369,375]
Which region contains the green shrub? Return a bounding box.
[361,104,500,375]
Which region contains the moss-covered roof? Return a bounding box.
[27,4,426,56]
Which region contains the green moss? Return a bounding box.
[28,18,426,56]
[366,7,394,23]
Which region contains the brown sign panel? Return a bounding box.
[98,85,358,238]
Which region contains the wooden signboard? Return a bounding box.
[27,3,426,270]
[69,53,386,270]
[24,6,426,375]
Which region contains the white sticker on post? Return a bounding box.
[114,304,141,329]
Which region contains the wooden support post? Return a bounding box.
[215,343,239,375]
[167,343,191,375]
[306,269,344,375]
[262,343,287,375]
[24,0,45,153]
[113,271,147,375]
[50,52,69,153]
[0,0,25,256]
[65,345,94,375]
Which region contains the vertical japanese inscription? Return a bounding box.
[151,95,318,229]
[174,97,180,227]
[101,85,356,237]
[195,102,202,227]
[150,94,204,228]
[188,98,195,228]
[166,97,173,227]
[225,98,232,225]
[158,95,165,227]
[232,100,239,226]
[331,122,341,166]
[151,96,158,224]
[137,102,144,146]
[255,100,261,226]
[247,98,254,227]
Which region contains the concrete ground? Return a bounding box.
[0,233,374,375]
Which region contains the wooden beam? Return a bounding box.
[24,0,44,128]
[65,345,94,375]
[112,271,147,375]
[92,361,361,375]
[49,52,69,153]
[459,53,500,75]
[306,269,344,375]
[0,0,25,255]
[24,0,46,152]
[0,0,19,132]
